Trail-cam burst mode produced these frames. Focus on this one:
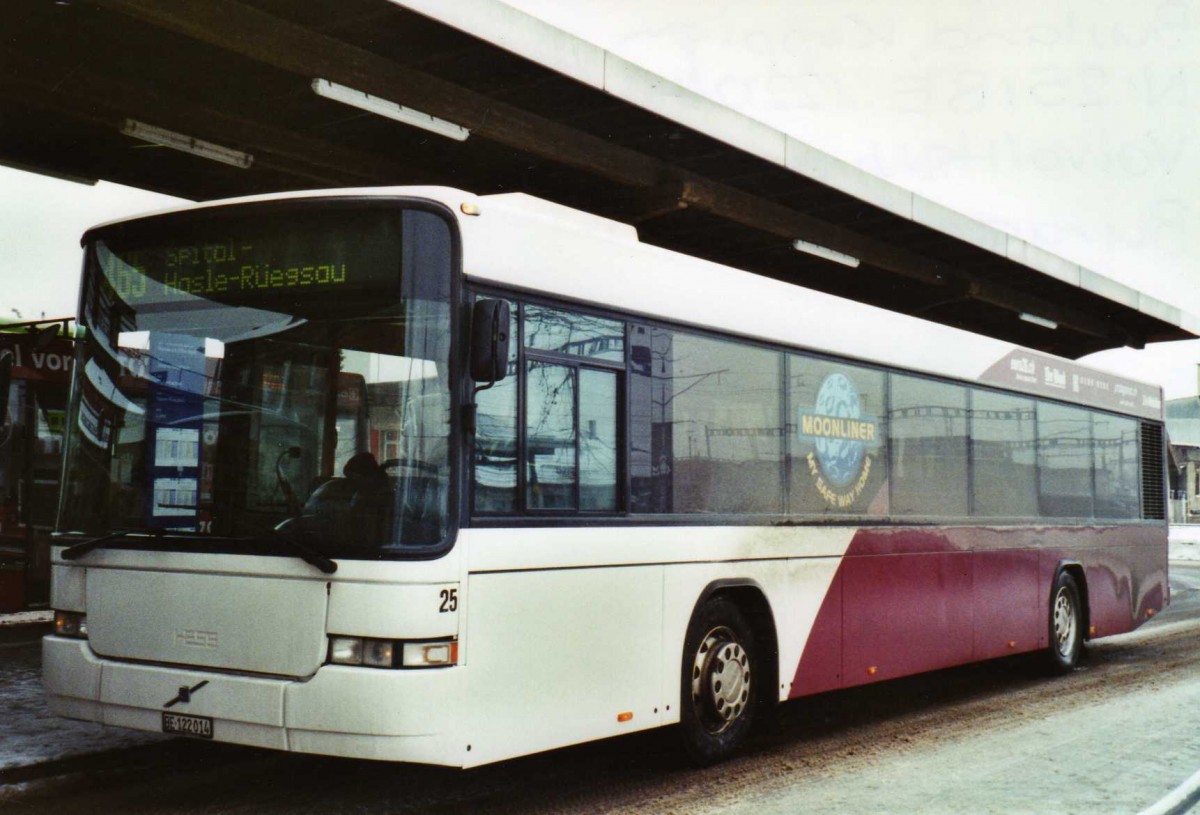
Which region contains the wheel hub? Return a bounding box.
[691,626,751,734]
[1053,587,1077,657]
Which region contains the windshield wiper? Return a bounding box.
[260,529,338,575]
[61,529,164,561]
[61,527,337,575]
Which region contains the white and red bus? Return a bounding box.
[44,187,1167,766]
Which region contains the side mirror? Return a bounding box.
[470,299,510,384]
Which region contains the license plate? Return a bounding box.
[162,712,214,739]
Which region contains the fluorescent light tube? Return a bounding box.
[312,78,470,142]
[1019,312,1058,330]
[792,239,860,268]
[120,119,253,169]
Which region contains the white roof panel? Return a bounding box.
[393,0,1195,348]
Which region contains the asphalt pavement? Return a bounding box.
[0,613,165,780]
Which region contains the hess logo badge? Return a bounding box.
[175,628,218,649]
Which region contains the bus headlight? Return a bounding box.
[328,636,364,665]
[54,611,88,639]
[328,636,457,668]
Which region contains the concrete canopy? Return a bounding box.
[2,0,1194,358]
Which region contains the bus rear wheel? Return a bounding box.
[1046,570,1083,674]
[679,597,757,765]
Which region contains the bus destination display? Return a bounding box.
[168,241,349,296]
[98,214,404,306]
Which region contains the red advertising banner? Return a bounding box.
[0,335,74,385]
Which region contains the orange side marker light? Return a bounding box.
[1007,641,1017,649]
[867,666,878,676]
[617,712,633,723]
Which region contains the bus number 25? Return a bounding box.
[439,588,458,613]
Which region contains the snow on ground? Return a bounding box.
[0,610,51,628]
[0,642,164,772]
[1171,525,1200,562]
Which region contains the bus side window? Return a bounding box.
[523,361,621,514]
[522,304,624,514]
[1037,402,1094,518]
[579,368,618,512]
[636,328,783,515]
[970,390,1037,517]
[1092,413,1139,519]
[526,361,577,510]
[890,375,969,517]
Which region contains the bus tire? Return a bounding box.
[1046,570,1083,674]
[679,597,757,765]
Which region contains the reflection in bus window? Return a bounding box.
[58,206,454,553]
[526,361,576,510]
[1094,413,1139,519]
[1039,403,1094,518]
[524,305,623,362]
[971,391,1038,517]
[637,328,782,514]
[890,376,969,517]
[579,368,618,512]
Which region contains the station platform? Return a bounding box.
[0,610,52,643]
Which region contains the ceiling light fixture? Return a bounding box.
[120,119,253,169]
[311,78,470,142]
[792,238,860,268]
[1018,312,1059,330]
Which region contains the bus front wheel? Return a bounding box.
[679,597,757,765]
[1046,570,1083,673]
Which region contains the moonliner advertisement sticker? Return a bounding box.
[796,371,884,512]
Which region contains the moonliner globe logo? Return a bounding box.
[798,373,880,507]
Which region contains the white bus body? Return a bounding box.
[45,187,1167,767]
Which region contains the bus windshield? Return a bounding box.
[57,202,455,558]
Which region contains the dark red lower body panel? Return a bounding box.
[789,524,1167,699]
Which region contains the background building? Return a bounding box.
[1164,369,1200,523]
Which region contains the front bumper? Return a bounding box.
[43,636,466,765]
